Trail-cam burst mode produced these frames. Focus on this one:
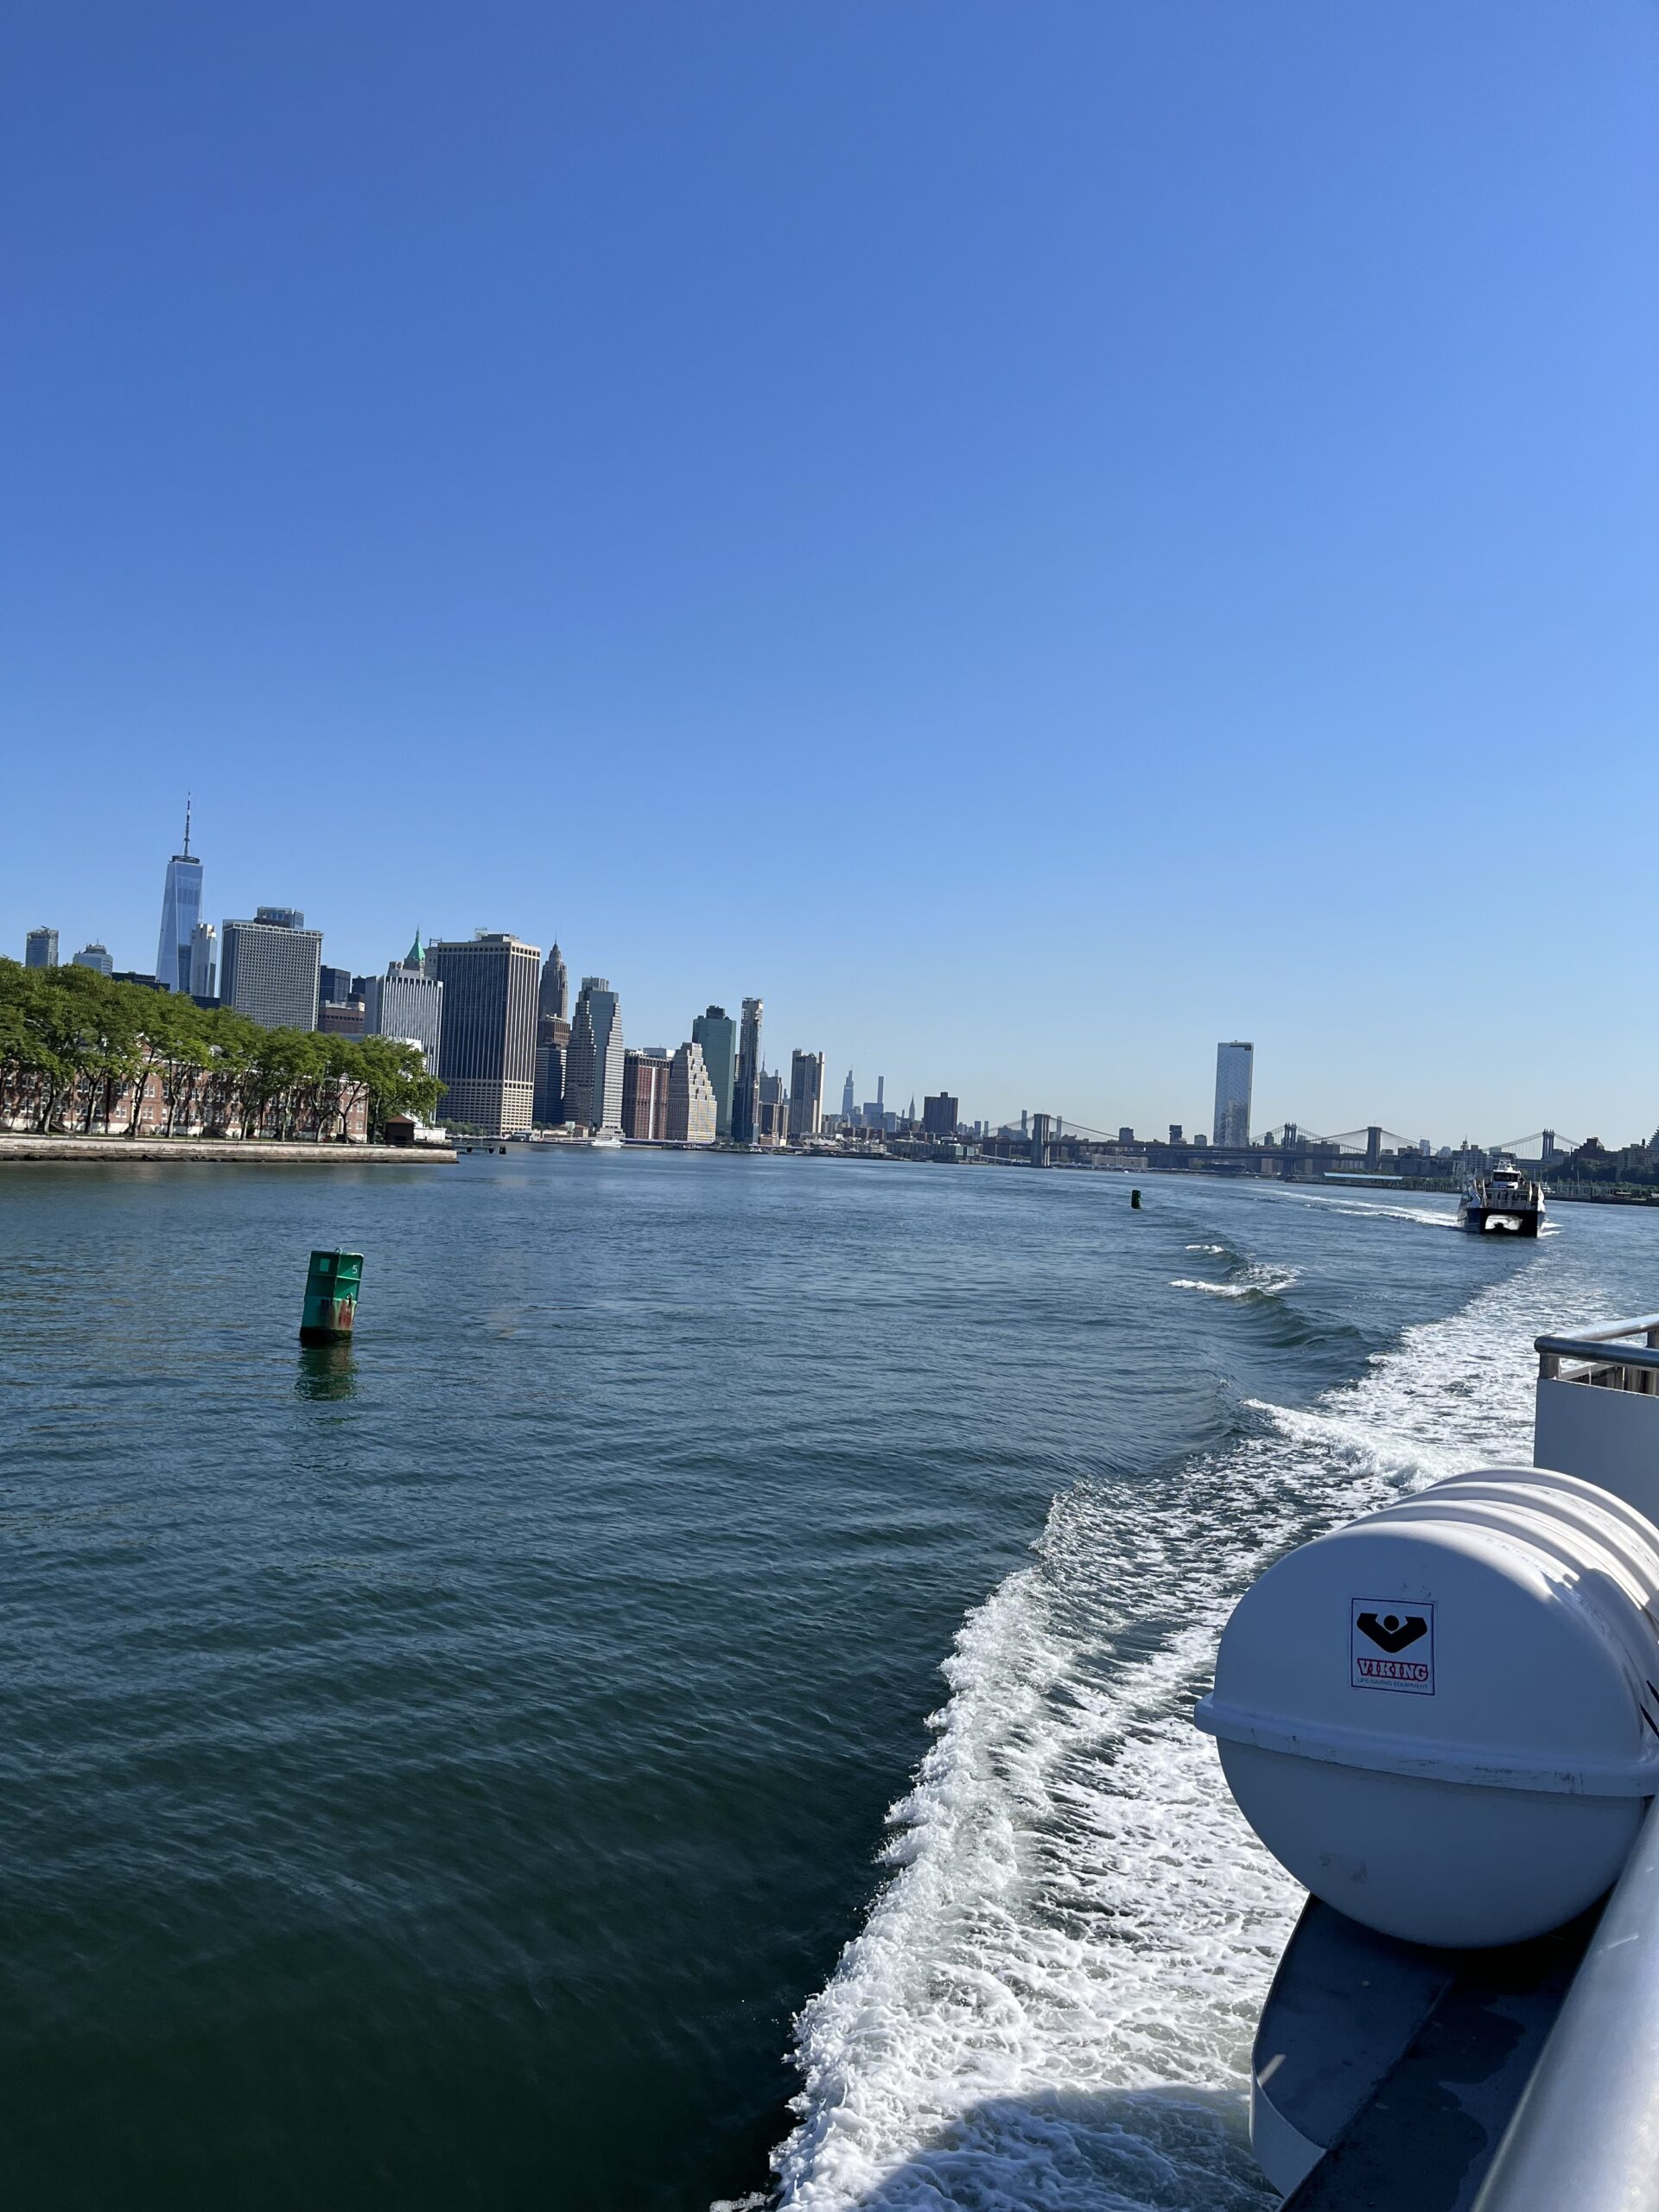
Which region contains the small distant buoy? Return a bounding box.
[1130,1188,1141,1210]
[301,1249,363,1345]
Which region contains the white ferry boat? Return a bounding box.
[1198,1307,1659,2209]
[1457,1163,1545,1236]
[584,1127,624,1150]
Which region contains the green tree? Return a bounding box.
[9,963,85,1131]
[69,976,144,1133]
[143,993,214,1138]
[349,1034,442,1138]
[0,962,442,1149]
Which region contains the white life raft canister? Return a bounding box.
[1197,1467,1659,1947]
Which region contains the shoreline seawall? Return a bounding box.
[0,1137,456,1166]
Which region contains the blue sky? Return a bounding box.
[3,3,1655,1143]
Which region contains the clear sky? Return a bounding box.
[3,3,1655,1145]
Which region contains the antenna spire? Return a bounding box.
[182,795,193,858]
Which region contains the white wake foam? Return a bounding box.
[1300,1198,1461,1230]
[1300,1196,1560,1239]
[1170,1263,1301,1301]
[765,1266,1566,2212]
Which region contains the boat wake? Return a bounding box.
[1299,1198,1460,1230]
[758,1268,1558,2212]
[1170,1262,1301,1302]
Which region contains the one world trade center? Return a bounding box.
[155,799,203,993]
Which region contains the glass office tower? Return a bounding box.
[154,801,204,992]
[1213,1040,1255,1149]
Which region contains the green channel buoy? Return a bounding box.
[300,1249,363,1345]
[1130,1188,1141,1210]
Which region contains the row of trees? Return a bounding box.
[1551,1136,1659,1189]
[0,958,442,1141]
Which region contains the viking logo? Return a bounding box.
[1356,1611,1428,1655]
[1351,1599,1434,1693]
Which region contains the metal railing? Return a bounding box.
[1535,1314,1659,1394]
[1471,1798,1659,2212]
[1479,1319,1659,2200]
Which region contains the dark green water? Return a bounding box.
[0,1154,1649,2209]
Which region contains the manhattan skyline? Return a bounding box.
[3,4,1656,1140]
[9,803,1624,1154]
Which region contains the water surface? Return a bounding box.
[0,1155,1648,2209]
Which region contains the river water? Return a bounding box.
[0,1154,1650,2209]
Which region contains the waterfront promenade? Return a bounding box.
[0,1136,455,1166]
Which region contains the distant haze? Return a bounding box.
[3,3,1654,1145]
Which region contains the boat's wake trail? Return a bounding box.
[758,1271,1555,2212]
[1170,1262,1301,1301]
[1295,1196,1461,1230]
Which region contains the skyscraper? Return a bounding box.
[188,923,217,997]
[732,996,763,1145]
[24,927,58,968]
[362,951,444,1065]
[154,800,204,993]
[756,1067,788,1145]
[1214,1040,1255,1149]
[424,932,540,1135]
[842,1069,856,1122]
[73,942,113,975]
[531,944,570,1123]
[220,910,323,1029]
[539,942,569,1025]
[566,976,626,1133]
[666,1042,718,1145]
[690,1006,737,1141]
[788,1050,825,1141]
[534,1022,570,1124]
[922,1094,959,1137]
[621,1048,671,1141]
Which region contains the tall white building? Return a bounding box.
[362,936,444,1066]
[73,942,113,975]
[221,910,323,1030]
[188,922,217,998]
[1214,1040,1254,1149]
[566,976,626,1133]
[788,1049,825,1141]
[666,1041,717,1145]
